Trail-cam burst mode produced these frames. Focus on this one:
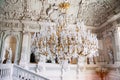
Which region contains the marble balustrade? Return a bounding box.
[13,64,49,80]
[0,64,49,80]
[0,64,13,80]
[1,63,120,80]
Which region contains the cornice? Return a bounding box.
[98,12,120,30]
[0,19,56,32]
[86,12,120,33]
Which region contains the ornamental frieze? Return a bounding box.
[0,0,81,22]
[0,21,54,32]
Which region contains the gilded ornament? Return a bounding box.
[59,2,70,9]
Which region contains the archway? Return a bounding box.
[3,36,17,63]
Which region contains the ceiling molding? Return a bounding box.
[86,12,120,31]
[98,12,120,29]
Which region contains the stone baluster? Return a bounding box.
[19,31,31,69]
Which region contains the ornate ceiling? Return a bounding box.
[79,0,120,27]
[0,0,120,28]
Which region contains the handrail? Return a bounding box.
[13,64,49,80]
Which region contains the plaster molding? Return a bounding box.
[86,12,120,31]
[0,20,56,32]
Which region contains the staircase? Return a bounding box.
[1,63,120,80]
[0,64,49,80]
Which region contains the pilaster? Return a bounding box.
[19,31,31,68]
[14,32,23,65]
[0,31,4,63]
[112,27,120,63]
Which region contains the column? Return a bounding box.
[111,31,117,63]
[101,35,108,63]
[19,32,31,68]
[117,27,120,61]
[0,31,3,63]
[117,27,120,62]
[27,32,31,64]
[113,27,120,63]
[14,32,23,65]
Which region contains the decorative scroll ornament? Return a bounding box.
[5,0,18,4]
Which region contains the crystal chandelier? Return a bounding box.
[31,0,99,64]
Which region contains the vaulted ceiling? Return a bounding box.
[0,0,120,28]
[79,0,120,27]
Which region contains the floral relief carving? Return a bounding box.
[0,0,119,29]
[0,0,24,20]
[5,0,18,4]
[79,0,120,27]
